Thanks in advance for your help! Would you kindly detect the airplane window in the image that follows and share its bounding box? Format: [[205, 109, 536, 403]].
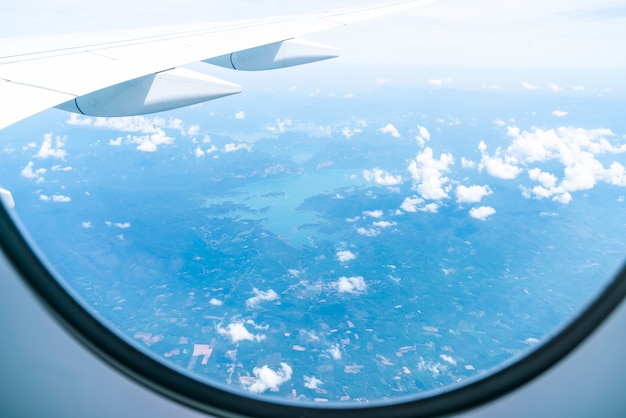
[[2, 1, 626, 417]]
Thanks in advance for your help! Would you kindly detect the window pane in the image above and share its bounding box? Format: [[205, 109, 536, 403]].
[[2, 0, 626, 406]]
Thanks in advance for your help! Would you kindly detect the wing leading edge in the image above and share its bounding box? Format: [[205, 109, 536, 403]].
[[0, 0, 437, 129]]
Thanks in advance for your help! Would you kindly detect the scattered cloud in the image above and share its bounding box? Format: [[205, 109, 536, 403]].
[[327, 344, 342, 360], [478, 140, 522, 180], [416, 125, 431, 147], [209, 298, 222, 306], [363, 209, 383, 218], [456, 185, 493, 204], [503, 126, 626, 202], [51, 165, 72, 171], [372, 220, 396, 228], [235, 111, 246, 120], [224, 143, 252, 153], [399, 196, 425, 212], [461, 157, 475, 169], [376, 77, 390, 85], [195, 145, 218, 157], [333, 276, 367, 294], [246, 288, 279, 309], [65, 114, 204, 151], [40, 194, 71, 202], [552, 110, 568, 117], [341, 127, 362, 139], [336, 250, 356, 263], [217, 322, 265, 343], [243, 363, 292, 394], [186, 124, 200, 137], [408, 147, 455, 200], [356, 227, 379, 237], [265, 118, 292, 133], [304, 376, 323, 390], [380, 123, 400, 138], [35, 133, 67, 159], [363, 168, 402, 186], [440, 354, 457, 366], [21, 161, 46, 182], [131, 132, 174, 152], [81, 221, 92, 228], [469, 206, 496, 221]]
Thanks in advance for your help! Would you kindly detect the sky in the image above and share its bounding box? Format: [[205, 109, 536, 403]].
[[1, 0, 626, 70]]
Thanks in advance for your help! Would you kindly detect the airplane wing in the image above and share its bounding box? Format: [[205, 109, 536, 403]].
[[0, 0, 436, 130]]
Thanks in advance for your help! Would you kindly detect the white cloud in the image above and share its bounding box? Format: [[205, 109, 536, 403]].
[[334, 276, 367, 294], [408, 147, 454, 200], [113, 222, 131, 229], [376, 77, 390, 85], [224, 143, 252, 153], [66, 114, 199, 151], [461, 157, 475, 169], [440, 354, 457, 366], [469, 206, 496, 221], [186, 124, 200, 137], [209, 298, 222, 306], [380, 123, 400, 138], [372, 221, 396, 228], [21, 161, 46, 182], [399, 196, 424, 212], [327, 344, 342, 360], [131, 131, 175, 152], [342, 127, 362, 139], [235, 111, 246, 120], [51, 165, 72, 171], [528, 168, 558, 188], [573, 85, 585, 92], [418, 357, 446, 378], [416, 125, 431, 147], [456, 185, 493, 204], [265, 118, 292, 133], [336, 250, 356, 263], [217, 322, 265, 343], [356, 227, 379, 237], [304, 376, 323, 390], [552, 110, 568, 117], [500, 126, 626, 202], [194, 146, 206, 158], [521, 81, 538, 90], [478, 140, 522, 180], [421, 203, 439, 213], [363, 168, 402, 186], [363, 209, 383, 218], [35, 133, 67, 159], [243, 363, 292, 394], [246, 288, 279, 309], [81, 221, 92, 228], [40, 194, 71, 202]]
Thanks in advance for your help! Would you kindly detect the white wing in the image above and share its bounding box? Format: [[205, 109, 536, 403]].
[[0, 0, 436, 130]]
